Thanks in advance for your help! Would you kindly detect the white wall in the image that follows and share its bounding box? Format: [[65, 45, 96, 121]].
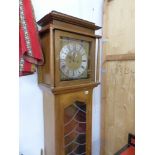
[[19, 73, 44, 155], [19, 0, 103, 155]]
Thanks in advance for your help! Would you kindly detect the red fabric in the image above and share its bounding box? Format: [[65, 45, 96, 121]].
[[120, 146, 135, 155], [19, 0, 44, 76]]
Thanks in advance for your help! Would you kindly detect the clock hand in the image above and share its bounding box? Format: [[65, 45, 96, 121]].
[[73, 52, 76, 62]]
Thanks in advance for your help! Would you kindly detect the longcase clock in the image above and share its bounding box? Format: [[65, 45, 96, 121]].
[[37, 11, 101, 155]]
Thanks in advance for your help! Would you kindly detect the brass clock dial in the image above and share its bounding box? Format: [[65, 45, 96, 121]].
[[60, 38, 89, 80]]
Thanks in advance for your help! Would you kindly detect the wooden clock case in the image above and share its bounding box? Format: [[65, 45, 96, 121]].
[[37, 11, 101, 155]]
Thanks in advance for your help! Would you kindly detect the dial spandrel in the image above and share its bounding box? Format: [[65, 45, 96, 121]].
[[60, 37, 90, 81]]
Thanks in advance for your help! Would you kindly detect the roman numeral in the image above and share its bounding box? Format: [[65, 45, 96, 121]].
[[81, 65, 85, 69], [81, 52, 86, 56], [60, 59, 65, 61], [61, 65, 66, 69], [66, 69, 69, 75]]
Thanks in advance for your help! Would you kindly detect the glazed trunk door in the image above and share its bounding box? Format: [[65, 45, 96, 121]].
[[57, 90, 92, 155]]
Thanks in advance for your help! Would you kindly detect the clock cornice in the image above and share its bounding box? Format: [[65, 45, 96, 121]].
[[37, 11, 101, 30]]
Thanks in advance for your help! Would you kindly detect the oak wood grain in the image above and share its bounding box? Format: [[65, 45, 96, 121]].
[[38, 11, 101, 155]]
